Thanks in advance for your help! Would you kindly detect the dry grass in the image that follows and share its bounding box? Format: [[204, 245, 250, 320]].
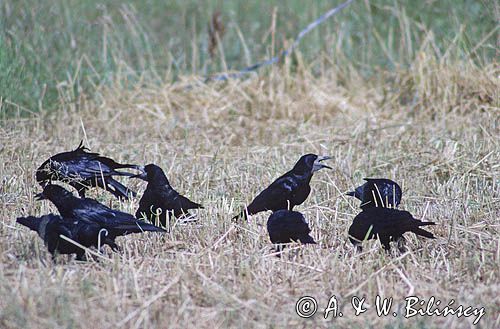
[[0, 52, 499, 328]]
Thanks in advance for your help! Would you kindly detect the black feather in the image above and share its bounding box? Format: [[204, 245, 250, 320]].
[[134, 164, 203, 226], [36, 141, 140, 200], [234, 154, 330, 220], [267, 210, 316, 246], [348, 207, 435, 252]]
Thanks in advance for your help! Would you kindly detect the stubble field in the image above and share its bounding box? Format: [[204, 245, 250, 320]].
[[1, 49, 499, 328]]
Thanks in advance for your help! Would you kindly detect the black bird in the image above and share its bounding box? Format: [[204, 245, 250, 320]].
[[233, 154, 331, 220], [347, 178, 402, 209], [267, 210, 316, 247], [17, 214, 114, 260], [133, 164, 203, 226], [35, 185, 165, 247], [36, 141, 141, 200], [348, 207, 435, 252]]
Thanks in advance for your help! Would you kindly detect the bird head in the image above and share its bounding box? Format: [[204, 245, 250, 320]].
[[292, 154, 332, 175], [363, 178, 402, 208], [346, 184, 364, 201], [35, 160, 52, 184], [132, 164, 170, 185], [35, 184, 74, 202]]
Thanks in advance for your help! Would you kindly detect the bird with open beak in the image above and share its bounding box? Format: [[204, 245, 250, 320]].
[[233, 154, 332, 220]]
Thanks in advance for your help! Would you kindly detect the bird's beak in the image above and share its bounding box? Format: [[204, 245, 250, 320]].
[[131, 166, 147, 180], [34, 192, 46, 201], [313, 156, 332, 171]]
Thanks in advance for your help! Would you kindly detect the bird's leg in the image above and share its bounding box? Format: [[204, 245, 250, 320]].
[[396, 236, 407, 253], [106, 239, 121, 252], [49, 254, 57, 264], [353, 243, 363, 253], [273, 243, 287, 258], [75, 252, 87, 261], [380, 238, 392, 253]]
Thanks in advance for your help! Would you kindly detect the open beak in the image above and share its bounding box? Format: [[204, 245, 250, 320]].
[[313, 155, 332, 171], [130, 166, 147, 180], [134, 165, 145, 171]]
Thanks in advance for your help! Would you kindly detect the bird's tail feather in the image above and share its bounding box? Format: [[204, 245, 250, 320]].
[[114, 221, 166, 234], [299, 235, 317, 244], [417, 221, 436, 227], [185, 199, 204, 210], [412, 226, 435, 239]]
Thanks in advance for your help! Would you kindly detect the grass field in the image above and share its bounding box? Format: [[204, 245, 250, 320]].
[[1, 0, 497, 115], [1, 0, 499, 328]]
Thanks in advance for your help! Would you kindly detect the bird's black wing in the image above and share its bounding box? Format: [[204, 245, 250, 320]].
[[173, 193, 203, 211], [151, 186, 203, 215], [246, 175, 299, 214], [57, 157, 120, 179], [370, 209, 432, 235], [44, 218, 82, 255], [267, 211, 314, 244], [94, 155, 139, 171], [283, 214, 311, 235], [350, 209, 434, 242], [72, 199, 129, 224], [74, 199, 165, 234]]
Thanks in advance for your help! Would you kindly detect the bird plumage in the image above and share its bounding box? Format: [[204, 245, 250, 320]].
[[267, 210, 316, 245], [133, 164, 203, 226], [36, 141, 140, 200], [347, 178, 402, 209], [17, 214, 111, 260], [348, 207, 435, 252], [35, 185, 165, 246], [234, 154, 331, 220]]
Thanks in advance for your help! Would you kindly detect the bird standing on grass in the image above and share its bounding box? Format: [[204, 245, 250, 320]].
[[34, 184, 165, 251], [36, 141, 141, 200], [17, 214, 114, 260], [267, 210, 316, 250], [233, 154, 332, 220], [133, 164, 204, 226], [347, 178, 402, 209], [348, 207, 435, 252]]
